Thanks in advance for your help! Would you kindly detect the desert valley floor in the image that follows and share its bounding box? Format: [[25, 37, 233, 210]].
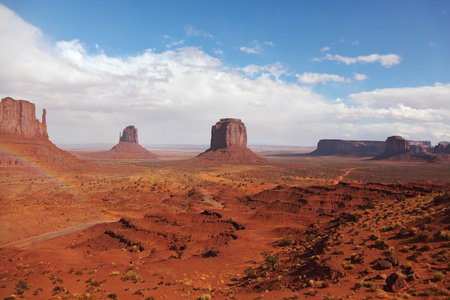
[[0, 147, 449, 300]]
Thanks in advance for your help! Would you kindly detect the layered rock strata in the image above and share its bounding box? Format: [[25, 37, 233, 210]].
[[0, 97, 48, 138], [120, 125, 138, 143], [374, 136, 410, 159], [197, 118, 264, 163], [310, 139, 385, 156]]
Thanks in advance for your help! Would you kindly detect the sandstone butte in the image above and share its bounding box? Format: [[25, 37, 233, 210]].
[[196, 118, 265, 163], [83, 125, 158, 160], [0, 97, 90, 171], [374, 135, 409, 160], [309, 139, 385, 156]]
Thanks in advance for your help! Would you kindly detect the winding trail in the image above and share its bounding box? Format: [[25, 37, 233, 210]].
[[336, 168, 357, 182], [197, 187, 224, 209]]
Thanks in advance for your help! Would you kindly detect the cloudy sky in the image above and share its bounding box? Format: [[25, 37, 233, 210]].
[[0, 1, 449, 146]]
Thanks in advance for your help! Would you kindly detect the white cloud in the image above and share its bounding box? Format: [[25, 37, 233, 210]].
[[314, 53, 401, 67], [240, 46, 259, 54], [320, 46, 331, 52], [239, 40, 274, 55], [241, 62, 287, 80], [296, 72, 351, 85], [353, 72, 368, 81], [184, 25, 213, 38], [0, 4, 449, 146]]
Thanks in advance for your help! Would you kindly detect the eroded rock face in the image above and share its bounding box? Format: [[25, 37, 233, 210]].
[[0, 97, 48, 138], [120, 125, 138, 143], [310, 139, 385, 156], [373, 136, 410, 160], [434, 141, 450, 154], [210, 118, 247, 150], [197, 118, 265, 163], [385, 136, 408, 154]]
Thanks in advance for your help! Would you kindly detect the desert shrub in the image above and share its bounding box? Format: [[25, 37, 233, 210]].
[[107, 294, 118, 300], [374, 239, 388, 249], [122, 270, 142, 283], [333, 249, 345, 255], [306, 234, 315, 242], [398, 194, 406, 202], [245, 267, 257, 279], [200, 294, 211, 300], [433, 272, 445, 281], [15, 280, 32, 294], [280, 235, 294, 247], [202, 247, 219, 258], [417, 231, 430, 241], [437, 230, 449, 240], [263, 253, 278, 271]]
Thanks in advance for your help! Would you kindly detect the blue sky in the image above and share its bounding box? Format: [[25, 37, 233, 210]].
[[0, 1, 449, 146]]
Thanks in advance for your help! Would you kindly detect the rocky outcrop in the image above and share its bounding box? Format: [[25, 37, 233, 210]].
[[385, 136, 408, 154], [0, 97, 48, 138], [408, 140, 433, 154], [374, 136, 409, 159], [120, 125, 138, 143], [434, 142, 450, 154], [0, 97, 93, 171], [78, 125, 157, 160], [309, 139, 385, 156], [210, 118, 247, 150], [197, 118, 265, 163]]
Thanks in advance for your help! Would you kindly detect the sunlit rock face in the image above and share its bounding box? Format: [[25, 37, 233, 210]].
[[209, 118, 247, 151], [197, 118, 265, 163], [119, 125, 138, 143], [373, 135, 409, 159], [0, 97, 48, 138]]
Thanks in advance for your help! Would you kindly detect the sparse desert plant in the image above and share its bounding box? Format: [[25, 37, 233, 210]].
[[107, 293, 118, 300], [437, 230, 449, 240], [202, 246, 219, 258], [122, 270, 142, 283], [417, 231, 430, 241], [15, 280, 32, 294], [245, 267, 257, 279], [280, 235, 294, 247], [433, 271, 445, 281], [263, 253, 278, 271], [200, 294, 212, 300]]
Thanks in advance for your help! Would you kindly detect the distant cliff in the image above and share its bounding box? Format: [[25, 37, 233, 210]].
[[309, 139, 385, 156], [0, 97, 48, 138]]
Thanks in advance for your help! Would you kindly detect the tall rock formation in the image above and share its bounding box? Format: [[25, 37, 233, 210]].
[[197, 118, 265, 163], [310, 139, 385, 156], [79, 125, 158, 160], [119, 125, 138, 143], [374, 136, 409, 159], [210, 118, 247, 150], [0, 97, 91, 171], [0, 97, 48, 138]]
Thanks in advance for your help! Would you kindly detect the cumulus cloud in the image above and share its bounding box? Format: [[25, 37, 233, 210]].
[[314, 53, 401, 67], [0, 4, 449, 145], [240, 46, 260, 54], [353, 72, 368, 81], [296, 72, 351, 85]]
